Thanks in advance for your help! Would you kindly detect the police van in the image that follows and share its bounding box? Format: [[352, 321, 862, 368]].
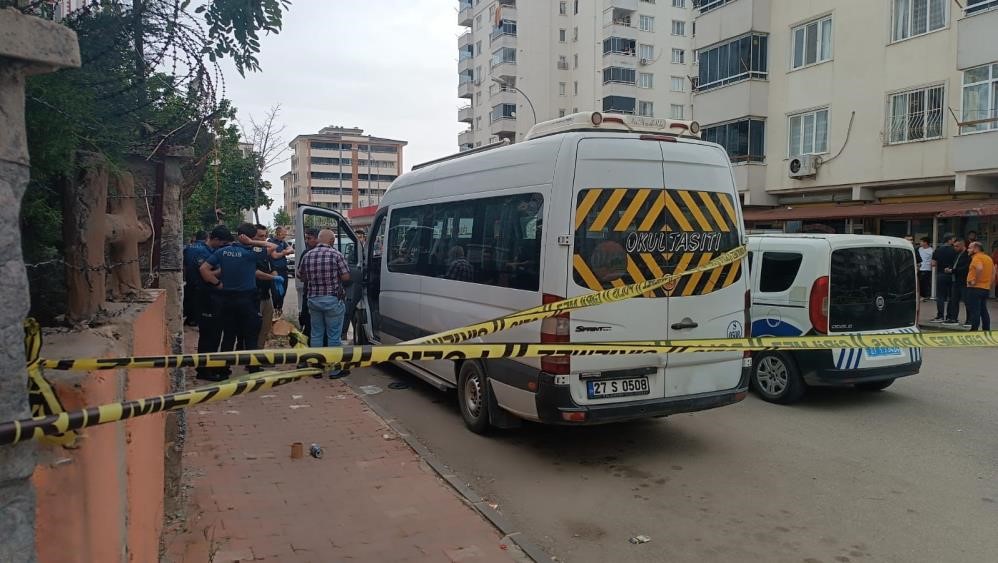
[[746, 234, 921, 404], [297, 112, 752, 433]]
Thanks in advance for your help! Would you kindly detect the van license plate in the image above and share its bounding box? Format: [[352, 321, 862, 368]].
[[864, 347, 902, 358], [587, 377, 650, 399]]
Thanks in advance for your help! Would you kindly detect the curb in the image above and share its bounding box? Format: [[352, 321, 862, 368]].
[[347, 380, 551, 563]]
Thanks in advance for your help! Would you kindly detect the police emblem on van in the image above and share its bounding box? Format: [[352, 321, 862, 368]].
[[727, 320, 743, 339]]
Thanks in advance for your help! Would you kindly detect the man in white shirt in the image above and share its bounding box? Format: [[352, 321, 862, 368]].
[[918, 237, 933, 302]]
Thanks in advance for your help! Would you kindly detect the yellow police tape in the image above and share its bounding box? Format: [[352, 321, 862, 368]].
[[7, 243, 995, 447]]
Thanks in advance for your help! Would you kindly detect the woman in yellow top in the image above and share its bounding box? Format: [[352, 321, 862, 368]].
[[965, 241, 994, 331]]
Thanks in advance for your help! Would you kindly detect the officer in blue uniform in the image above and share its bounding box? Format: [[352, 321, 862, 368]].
[[199, 223, 278, 380], [183, 231, 208, 325], [192, 225, 234, 380]]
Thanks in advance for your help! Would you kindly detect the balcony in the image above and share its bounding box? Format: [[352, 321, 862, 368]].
[[458, 128, 475, 146], [492, 61, 516, 80], [490, 88, 517, 105], [458, 79, 474, 99], [458, 56, 474, 73], [458, 2, 472, 26], [694, 0, 771, 49], [458, 105, 473, 123], [605, 0, 638, 11], [693, 80, 769, 123], [497, 0, 516, 19], [602, 81, 637, 98], [604, 21, 638, 40], [490, 117, 517, 135], [458, 30, 472, 48], [957, 5, 998, 70]]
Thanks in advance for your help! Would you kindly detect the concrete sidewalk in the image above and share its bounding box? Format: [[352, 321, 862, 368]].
[[163, 352, 522, 561]]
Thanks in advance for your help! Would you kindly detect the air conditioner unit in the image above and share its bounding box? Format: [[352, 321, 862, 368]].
[[788, 155, 819, 178], [639, 58, 650, 66]]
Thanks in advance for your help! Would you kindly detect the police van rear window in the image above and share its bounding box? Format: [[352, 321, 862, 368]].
[[572, 187, 741, 297], [829, 247, 916, 332]]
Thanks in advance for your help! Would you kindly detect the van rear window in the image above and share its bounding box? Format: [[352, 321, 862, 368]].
[[829, 247, 916, 332]]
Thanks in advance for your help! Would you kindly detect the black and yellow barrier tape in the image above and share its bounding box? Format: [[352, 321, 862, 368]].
[[0, 368, 320, 447]]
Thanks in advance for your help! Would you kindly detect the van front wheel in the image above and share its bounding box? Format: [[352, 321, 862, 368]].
[[458, 361, 492, 434], [751, 352, 805, 404]]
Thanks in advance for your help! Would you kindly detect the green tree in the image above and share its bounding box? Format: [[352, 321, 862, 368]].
[[273, 206, 292, 227]]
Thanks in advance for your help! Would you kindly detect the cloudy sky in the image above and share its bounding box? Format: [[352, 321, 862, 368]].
[[219, 0, 463, 223]]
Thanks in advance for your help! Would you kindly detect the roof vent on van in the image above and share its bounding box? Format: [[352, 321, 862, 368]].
[[523, 112, 702, 141]]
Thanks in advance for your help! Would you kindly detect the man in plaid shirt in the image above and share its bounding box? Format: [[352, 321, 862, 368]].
[[297, 229, 352, 378]]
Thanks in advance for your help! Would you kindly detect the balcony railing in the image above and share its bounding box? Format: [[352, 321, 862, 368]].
[[966, 0, 998, 15], [959, 108, 998, 134], [695, 70, 768, 93], [695, 0, 737, 14]]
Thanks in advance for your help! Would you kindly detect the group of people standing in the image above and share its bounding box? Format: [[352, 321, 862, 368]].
[[182, 223, 354, 381], [925, 232, 996, 331], [182, 223, 292, 381]]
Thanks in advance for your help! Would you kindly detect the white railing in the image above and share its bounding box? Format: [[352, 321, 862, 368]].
[[966, 0, 998, 15]]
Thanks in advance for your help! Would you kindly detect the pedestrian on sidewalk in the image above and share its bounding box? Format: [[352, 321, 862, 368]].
[[945, 239, 970, 325], [193, 226, 234, 381], [268, 226, 293, 317], [183, 231, 208, 326], [297, 228, 351, 378], [965, 241, 993, 331], [297, 227, 320, 341], [930, 234, 956, 323], [200, 223, 278, 380], [917, 237, 933, 301]]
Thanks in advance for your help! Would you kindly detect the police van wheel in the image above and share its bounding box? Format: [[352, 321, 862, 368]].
[[855, 379, 894, 391], [751, 352, 805, 404], [458, 361, 492, 434]]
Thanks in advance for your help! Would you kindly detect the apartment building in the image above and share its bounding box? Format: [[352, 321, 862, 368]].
[[282, 126, 407, 214], [692, 0, 998, 245], [457, 0, 697, 150]]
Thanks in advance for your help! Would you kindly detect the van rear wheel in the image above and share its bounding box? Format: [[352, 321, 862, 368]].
[[751, 352, 806, 404], [855, 379, 894, 391], [458, 361, 492, 434]]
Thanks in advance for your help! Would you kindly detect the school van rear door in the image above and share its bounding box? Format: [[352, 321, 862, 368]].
[[568, 137, 745, 407]]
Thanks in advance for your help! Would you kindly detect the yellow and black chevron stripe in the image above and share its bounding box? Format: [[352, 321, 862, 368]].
[[573, 187, 742, 297]]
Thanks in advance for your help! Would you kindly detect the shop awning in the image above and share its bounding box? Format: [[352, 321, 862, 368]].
[[743, 199, 982, 222], [936, 203, 998, 217]]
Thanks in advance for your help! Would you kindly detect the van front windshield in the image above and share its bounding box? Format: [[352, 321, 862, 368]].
[[829, 247, 916, 332]]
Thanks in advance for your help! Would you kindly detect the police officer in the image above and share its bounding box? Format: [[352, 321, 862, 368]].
[[200, 223, 278, 379], [193, 225, 234, 381], [183, 231, 208, 325]]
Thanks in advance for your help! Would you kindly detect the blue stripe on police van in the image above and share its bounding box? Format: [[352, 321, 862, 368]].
[[853, 348, 863, 370], [835, 349, 846, 369]]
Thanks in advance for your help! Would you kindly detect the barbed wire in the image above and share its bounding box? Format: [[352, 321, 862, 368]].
[[25, 257, 143, 273]]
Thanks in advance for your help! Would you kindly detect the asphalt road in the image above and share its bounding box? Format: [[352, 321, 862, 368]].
[[285, 285, 998, 562]]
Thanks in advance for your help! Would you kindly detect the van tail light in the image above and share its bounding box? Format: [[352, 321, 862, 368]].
[[541, 293, 570, 375], [809, 276, 830, 334]]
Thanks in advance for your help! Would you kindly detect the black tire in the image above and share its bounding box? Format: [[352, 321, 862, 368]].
[[353, 309, 369, 345], [457, 361, 492, 434], [855, 379, 895, 391], [751, 352, 806, 404]]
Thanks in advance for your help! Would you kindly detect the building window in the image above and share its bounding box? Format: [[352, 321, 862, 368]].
[[604, 37, 637, 55], [639, 44, 654, 60], [475, 14, 482, 29], [603, 96, 636, 114], [603, 66, 637, 84], [672, 48, 685, 64], [966, 0, 998, 15], [640, 15, 655, 31], [791, 16, 832, 69], [697, 0, 735, 12], [574, 0, 579, 14], [491, 47, 516, 66], [639, 72, 654, 88], [491, 19, 517, 40], [638, 101, 654, 117], [559, 28, 567, 42], [573, 26, 579, 41], [788, 108, 830, 157], [491, 103, 517, 121], [670, 104, 685, 119], [888, 85, 944, 143], [559, 82, 567, 95], [672, 0, 685, 6], [670, 75, 684, 91], [702, 118, 766, 162], [559, 108, 567, 117], [574, 54, 579, 68], [961, 63, 998, 133], [671, 20, 685, 35], [696, 34, 768, 92], [574, 81, 579, 95], [642, 0, 656, 3], [892, 0, 947, 42], [558, 55, 569, 69], [559, 1, 567, 14]]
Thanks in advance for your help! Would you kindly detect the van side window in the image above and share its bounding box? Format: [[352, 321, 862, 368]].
[[387, 193, 544, 291], [759, 252, 803, 293]]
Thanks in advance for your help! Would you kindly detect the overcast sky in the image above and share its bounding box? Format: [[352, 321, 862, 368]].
[[219, 0, 462, 224]]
